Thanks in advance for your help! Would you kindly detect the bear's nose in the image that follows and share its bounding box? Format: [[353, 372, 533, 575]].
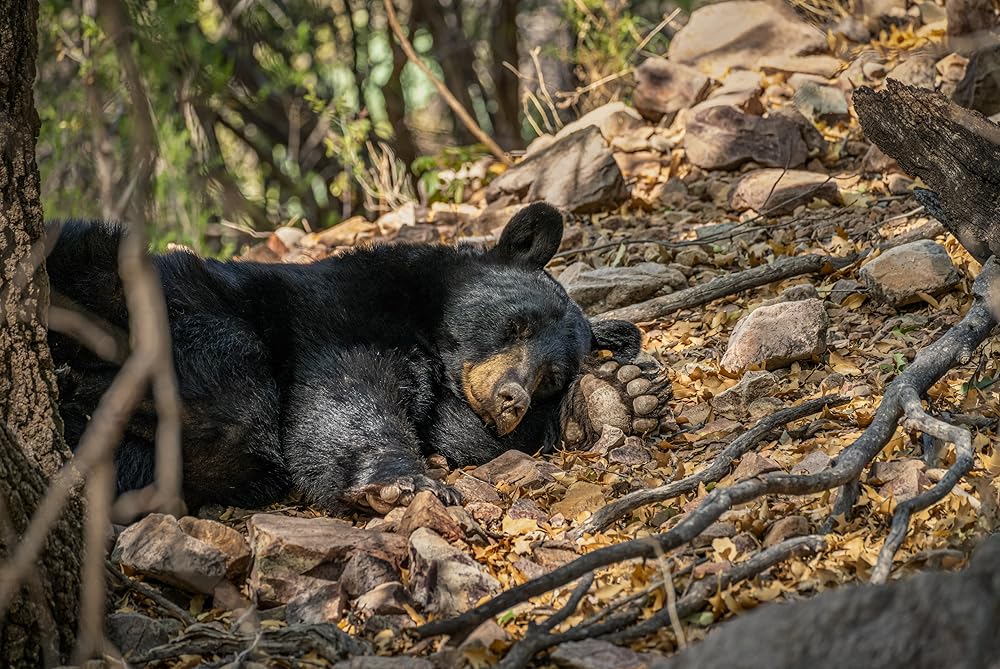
[[495, 382, 530, 432]]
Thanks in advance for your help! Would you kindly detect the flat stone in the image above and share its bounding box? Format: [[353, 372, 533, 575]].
[[859, 240, 960, 307], [355, 581, 410, 616], [685, 106, 807, 170], [465, 501, 504, 524], [722, 298, 828, 371], [106, 612, 181, 659], [760, 54, 845, 78], [112, 514, 227, 594], [340, 552, 401, 599], [286, 581, 343, 625], [763, 515, 811, 547], [560, 263, 687, 315], [471, 450, 556, 488], [529, 102, 646, 153], [550, 638, 657, 669], [692, 521, 737, 548], [408, 528, 500, 616], [609, 438, 652, 466], [633, 57, 713, 123], [247, 514, 407, 606], [828, 278, 865, 305], [177, 517, 251, 582], [551, 482, 606, 520], [710, 370, 779, 418], [732, 452, 783, 480], [729, 169, 840, 215], [870, 459, 927, 501], [793, 82, 851, 124], [791, 450, 832, 475], [668, 1, 827, 78], [888, 53, 937, 89], [396, 490, 465, 542], [453, 475, 501, 505], [485, 126, 628, 213], [507, 498, 549, 524]]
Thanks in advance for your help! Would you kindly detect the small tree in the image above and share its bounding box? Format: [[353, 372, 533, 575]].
[[0, 0, 85, 665]]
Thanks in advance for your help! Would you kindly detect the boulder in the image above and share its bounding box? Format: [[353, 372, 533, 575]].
[[859, 240, 960, 307], [485, 126, 628, 213], [729, 169, 841, 215], [721, 298, 829, 371], [685, 106, 808, 170], [408, 528, 500, 615], [633, 57, 713, 123]]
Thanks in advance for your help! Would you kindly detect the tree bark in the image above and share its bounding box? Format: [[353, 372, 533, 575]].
[[0, 0, 85, 665]]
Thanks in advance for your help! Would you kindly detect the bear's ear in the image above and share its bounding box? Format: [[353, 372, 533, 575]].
[[590, 319, 641, 362], [488, 202, 563, 269]]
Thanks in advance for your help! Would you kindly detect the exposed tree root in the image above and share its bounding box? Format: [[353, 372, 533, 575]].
[[416, 257, 1000, 653]]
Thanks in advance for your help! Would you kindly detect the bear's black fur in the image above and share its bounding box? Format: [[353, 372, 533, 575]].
[[46, 203, 641, 511]]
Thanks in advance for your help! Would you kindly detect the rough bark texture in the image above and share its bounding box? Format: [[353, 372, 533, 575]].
[[0, 0, 85, 665], [853, 80, 1000, 262]]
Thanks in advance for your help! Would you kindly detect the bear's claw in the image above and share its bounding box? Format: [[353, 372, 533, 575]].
[[354, 475, 463, 514]]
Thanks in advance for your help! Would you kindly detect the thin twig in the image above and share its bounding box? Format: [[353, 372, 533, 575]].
[[383, 0, 511, 166]]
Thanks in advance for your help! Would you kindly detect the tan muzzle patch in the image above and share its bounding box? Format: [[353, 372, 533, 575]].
[[462, 346, 534, 435]]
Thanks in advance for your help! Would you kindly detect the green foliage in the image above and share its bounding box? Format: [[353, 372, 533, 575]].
[[412, 145, 490, 204]]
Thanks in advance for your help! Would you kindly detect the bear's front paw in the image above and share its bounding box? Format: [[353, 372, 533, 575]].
[[562, 354, 675, 448], [355, 475, 463, 514]]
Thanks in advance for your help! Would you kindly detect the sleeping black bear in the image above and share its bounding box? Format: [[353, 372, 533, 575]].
[[46, 203, 643, 512]]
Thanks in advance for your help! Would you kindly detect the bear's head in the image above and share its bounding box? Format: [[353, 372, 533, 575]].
[[442, 202, 641, 436]]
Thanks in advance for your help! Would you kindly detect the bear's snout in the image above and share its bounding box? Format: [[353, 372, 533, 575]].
[[494, 382, 530, 436]]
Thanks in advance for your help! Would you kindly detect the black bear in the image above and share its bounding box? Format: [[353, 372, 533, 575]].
[[46, 203, 642, 512]]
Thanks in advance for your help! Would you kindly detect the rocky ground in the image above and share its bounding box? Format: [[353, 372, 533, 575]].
[[113, 2, 1000, 667]]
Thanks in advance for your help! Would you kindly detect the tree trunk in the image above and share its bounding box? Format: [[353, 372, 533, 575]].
[[0, 0, 85, 665]]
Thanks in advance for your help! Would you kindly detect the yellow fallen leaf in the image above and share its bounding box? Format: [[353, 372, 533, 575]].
[[829, 351, 862, 376]]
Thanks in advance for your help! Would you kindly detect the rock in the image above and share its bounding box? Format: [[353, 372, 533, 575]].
[[286, 581, 344, 625], [710, 370, 779, 418], [721, 298, 829, 371], [609, 437, 652, 466], [355, 581, 410, 616], [453, 476, 501, 504], [247, 514, 407, 606], [589, 424, 626, 454], [465, 501, 504, 524], [112, 514, 228, 594], [692, 521, 738, 548], [870, 459, 926, 501], [302, 216, 378, 248], [792, 451, 832, 475], [793, 82, 851, 124], [887, 54, 937, 89], [760, 55, 844, 78], [471, 450, 556, 488], [731, 453, 783, 480], [551, 638, 657, 669], [340, 552, 401, 598], [507, 498, 549, 524], [532, 102, 645, 151], [763, 283, 821, 306], [335, 659, 434, 669], [763, 516, 811, 547], [177, 517, 252, 581], [560, 263, 687, 315], [396, 490, 465, 542], [106, 612, 181, 659], [632, 57, 713, 123], [768, 106, 827, 155], [828, 278, 865, 305], [859, 240, 960, 307], [668, 1, 827, 78], [729, 169, 840, 215], [408, 528, 500, 615], [886, 172, 915, 195], [551, 481, 605, 520], [685, 106, 807, 170], [485, 126, 628, 213]]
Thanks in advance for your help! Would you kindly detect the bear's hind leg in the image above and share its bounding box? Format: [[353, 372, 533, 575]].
[[283, 347, 458, 512]]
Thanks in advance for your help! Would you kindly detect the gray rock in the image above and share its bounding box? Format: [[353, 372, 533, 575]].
[[859, 240, 960, 307], [286, 581, 343, 625], [633, 57, 713, 124], [560, 263, 686, 315], [710, 370, 779, 418], [106, 612, 181, 658], [485, 126, 628, 213], [887, 54, 937, 89], [685, 106, 808, 170], [112, 514, 228, 594], [408, 528, 501, 616], [729, 169, 840, 215], [721, 298, 829, 371], [668, 1, 826, 79], [551, 638, 661, 669], [793, 82, 851, 124]]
